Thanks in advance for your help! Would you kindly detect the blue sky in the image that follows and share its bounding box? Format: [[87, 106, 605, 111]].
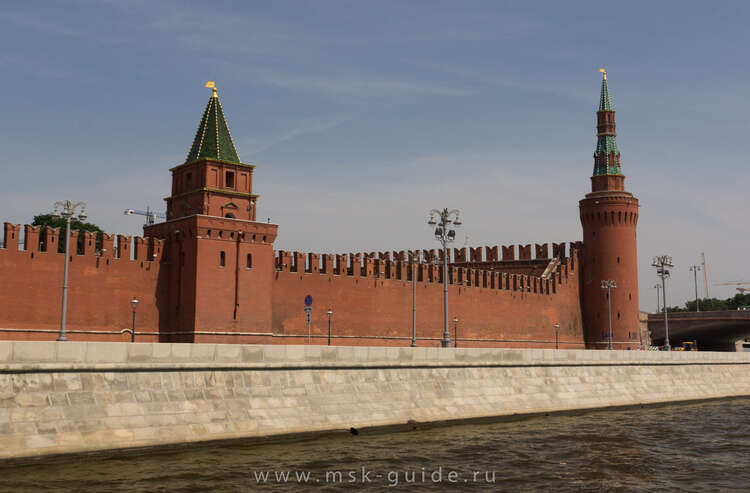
[[1, 0, 748, 311]]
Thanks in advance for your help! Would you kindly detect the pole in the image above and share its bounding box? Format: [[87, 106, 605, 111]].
[[327, 314, 331, 346], [411, 261, 417, 347], [428, 208, 460, 348], [58, 216, 72, 341], [692, 266, 700, 312], [304, 307, 311, 344], [454, 318, 458, 348], [607, 286, 613, 350], [655, 284, 661, 313], [555, 325, 559, 349], [131, 309, 136, 343], [442, 243, 451, 347], [662, 275, 670, 350]]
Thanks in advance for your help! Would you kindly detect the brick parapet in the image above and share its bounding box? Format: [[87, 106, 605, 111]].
[[272, 245, 580, 296]]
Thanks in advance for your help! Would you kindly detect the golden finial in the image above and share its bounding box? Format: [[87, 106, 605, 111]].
[[205, 81, 217, 98], [599, 68, 607, 80]]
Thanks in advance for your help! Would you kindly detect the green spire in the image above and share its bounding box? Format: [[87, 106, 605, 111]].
[[593, 69, 621, 176], [599, 69, 612, 111], [593, 135, 620, 175], [185, 88, 241, 164]]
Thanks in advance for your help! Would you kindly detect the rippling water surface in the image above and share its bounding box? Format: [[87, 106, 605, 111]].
[[2, 398, 749, 492]]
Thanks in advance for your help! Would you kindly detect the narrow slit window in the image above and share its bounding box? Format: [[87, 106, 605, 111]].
[[246, 253, 252, 269], [219, 251, 226, 267]]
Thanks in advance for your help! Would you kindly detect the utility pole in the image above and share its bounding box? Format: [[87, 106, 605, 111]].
[[654, 283, 661, 313], [652, 256, 673, 350], [689, 265, 701, 312], [701, 252, 709, 298]]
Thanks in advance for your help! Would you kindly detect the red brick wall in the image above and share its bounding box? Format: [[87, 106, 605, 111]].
[[1, 221, 585, 348], [0, 223, 162, 342], [268, 252, 584, 348]]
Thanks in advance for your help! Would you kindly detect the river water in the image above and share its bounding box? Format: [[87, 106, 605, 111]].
[[2, 398, 749, 492]]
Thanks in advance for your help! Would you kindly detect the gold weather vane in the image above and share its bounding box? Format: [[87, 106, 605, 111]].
[[599, 68, 607, 80], [205, 81, 217, 98]]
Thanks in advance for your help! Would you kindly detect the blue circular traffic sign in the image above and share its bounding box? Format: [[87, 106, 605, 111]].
[[304, 295, 313, 306]]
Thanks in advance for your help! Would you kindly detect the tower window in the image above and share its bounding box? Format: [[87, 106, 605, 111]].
[[226, 171, 235, 188], [219, 251, 226, 267], [225, 213, 235, 219], [246, 253, 252, 269], [617, 257, 620, 263]]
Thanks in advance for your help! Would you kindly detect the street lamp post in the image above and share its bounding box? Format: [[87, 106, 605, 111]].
[[654, 283, 661, 313], [130, 297, 139, 343], [553, 323, 560, 349], [601, 280, 617, 350], [652, 256, 673, 350], [689, 265, 701, 312], [453, 317, 458, 348], [411, 254, 417, 347], [52, 200, 87, 342], [327, 309, 333, 346], [427, 208, 461, 348]]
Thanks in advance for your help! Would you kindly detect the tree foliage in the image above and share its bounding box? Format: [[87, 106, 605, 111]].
[[32, 214, 103, 254], [664, 293, 750, 313]]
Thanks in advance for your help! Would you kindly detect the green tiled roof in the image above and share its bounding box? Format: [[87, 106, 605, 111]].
[[593, 135, 621, 175], [593, 72, 621, 176], [599, 76, 613, 111], [185, 92, 240, 164]]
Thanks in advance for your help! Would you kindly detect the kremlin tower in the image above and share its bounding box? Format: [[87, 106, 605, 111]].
[[579, 70, 641, 349]]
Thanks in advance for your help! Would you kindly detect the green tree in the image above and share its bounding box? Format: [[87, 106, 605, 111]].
[[674, 293, 750, 313], [32, 214, 103, 254], [685, 298, 727, 312]]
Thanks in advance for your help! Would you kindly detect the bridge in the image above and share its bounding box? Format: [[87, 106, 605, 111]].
[[647, 311, 750, 351]]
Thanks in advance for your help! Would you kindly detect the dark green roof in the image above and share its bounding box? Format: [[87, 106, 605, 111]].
[[599, 75, 613, 111], [593, 72, 621, 176], [593, 135, 621, 175], [185, 93, 241, 164]]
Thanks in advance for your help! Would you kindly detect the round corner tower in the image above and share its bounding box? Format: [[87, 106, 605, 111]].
[[579, 70, 640, 349]]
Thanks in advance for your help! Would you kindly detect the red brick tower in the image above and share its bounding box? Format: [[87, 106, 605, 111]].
[[579, 70, 640, 349], [145, 84, 278, 341]]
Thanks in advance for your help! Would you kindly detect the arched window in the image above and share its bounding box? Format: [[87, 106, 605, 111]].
[[219, 251, 225, 267], [225, 213, 235, 219], [246, 253, 252, 269]]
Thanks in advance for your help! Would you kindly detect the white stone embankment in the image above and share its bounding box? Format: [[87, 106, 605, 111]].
[[1, 341, 750, 460]]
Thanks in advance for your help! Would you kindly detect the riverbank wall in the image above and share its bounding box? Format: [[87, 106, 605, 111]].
[[2, 341, 750, 460]]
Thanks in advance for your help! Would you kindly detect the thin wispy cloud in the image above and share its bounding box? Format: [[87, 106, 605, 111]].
[[0, 54, 74, 80], [242, 117, 350, 156], [1, 1, 749, 310]]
